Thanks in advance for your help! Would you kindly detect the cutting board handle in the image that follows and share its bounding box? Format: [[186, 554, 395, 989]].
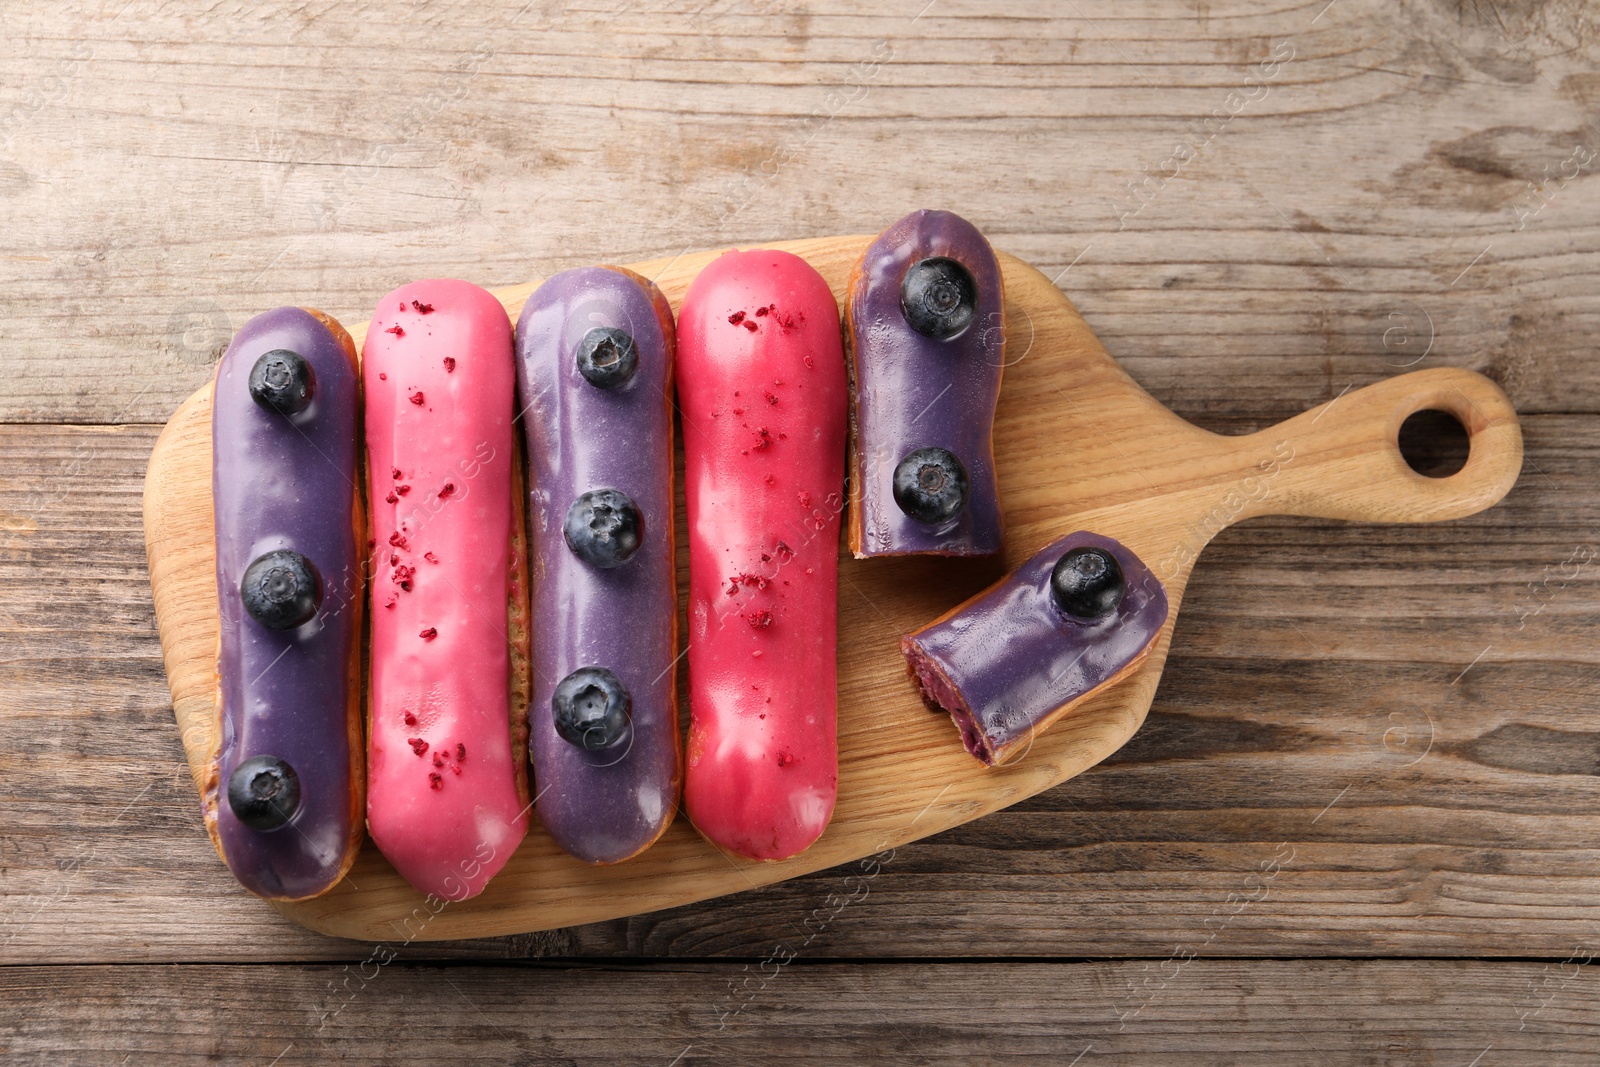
[[1238, 367, 1523, 525]]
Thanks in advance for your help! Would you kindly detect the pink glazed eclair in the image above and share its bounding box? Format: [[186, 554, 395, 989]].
[[363, 280, 531, 900], [678, 250, 848, 861]]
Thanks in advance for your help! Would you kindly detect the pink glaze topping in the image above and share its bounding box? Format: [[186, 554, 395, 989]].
[[677, 249, 848, 861], [363, 280, 528, 899]]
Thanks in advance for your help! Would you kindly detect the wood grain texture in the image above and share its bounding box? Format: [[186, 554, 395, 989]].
[[4, 960, 1600, 1065], [3, 0, 1598, 1055], [4, 0, 1597, 428], [145, 235, 1521, 939]]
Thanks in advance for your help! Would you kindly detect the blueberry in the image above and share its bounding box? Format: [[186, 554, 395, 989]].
[[552, 667, 631, 751], [900, 257, 977, 339], [575, 326, 638, 389], [892, 447, 969, 525], [563, 488, 642, 569], [241, 549, 321, 630], [1050, 547, 1125, 620], [248, 349, 315, 416], [227, 755, 301, 831]]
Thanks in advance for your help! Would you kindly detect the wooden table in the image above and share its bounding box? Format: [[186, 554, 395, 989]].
[[3, 1, 1596, 1061]]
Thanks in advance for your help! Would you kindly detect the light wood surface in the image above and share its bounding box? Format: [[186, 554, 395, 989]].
[[7, 0, 1600, 1058], [145, 236, 1522, 939]]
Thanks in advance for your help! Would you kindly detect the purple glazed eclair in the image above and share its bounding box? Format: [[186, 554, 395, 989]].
[[210, 306, 364, 900], [902, 531, 1168, 767], [514, 266, 680, 864], [846, 209, 1005, 557]]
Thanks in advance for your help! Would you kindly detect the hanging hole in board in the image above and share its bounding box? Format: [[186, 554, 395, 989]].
[[1398, 408, 1470, 478]]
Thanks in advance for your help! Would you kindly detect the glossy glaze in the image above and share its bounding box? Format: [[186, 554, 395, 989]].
[[902, 531, 1168, 766], [515, 266, 679, 865], [212, 306, 363, 900], [847, 209, 1004, 557], [364, 280, 529, 900], [678, 249, 847, 861]]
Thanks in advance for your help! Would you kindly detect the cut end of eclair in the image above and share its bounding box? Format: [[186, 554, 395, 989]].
[[900, 636, 996, 766]]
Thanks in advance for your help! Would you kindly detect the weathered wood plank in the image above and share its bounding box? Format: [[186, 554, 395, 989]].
[[2, 0, 1597, 423], [2, 960, 1598, 1064], [1, 416, 1595, 960]]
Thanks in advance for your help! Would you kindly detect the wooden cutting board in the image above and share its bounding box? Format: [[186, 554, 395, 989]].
[[143, 235, 1523, 941]]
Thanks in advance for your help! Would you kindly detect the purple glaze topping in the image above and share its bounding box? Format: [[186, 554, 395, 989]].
[[849, 209, 1004, 557], [213, 306, 361, 898], [515, 267, 679, 864], [902, 531, 1168, 766]]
